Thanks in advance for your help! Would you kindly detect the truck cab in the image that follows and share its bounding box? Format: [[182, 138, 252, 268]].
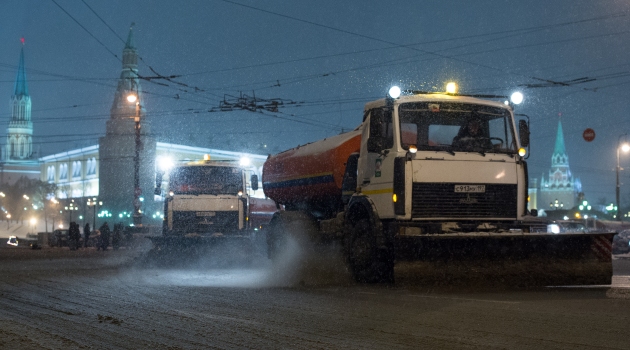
[[163, 158, 261, 238], [354, 92, 533, 234]]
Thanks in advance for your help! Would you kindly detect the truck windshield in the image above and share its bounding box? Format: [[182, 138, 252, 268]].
[[398, 102, 516, 154], [169, 166, 243, 195]]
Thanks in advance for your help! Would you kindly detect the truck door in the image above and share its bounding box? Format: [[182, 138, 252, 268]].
[[358, 107, 396, 218]]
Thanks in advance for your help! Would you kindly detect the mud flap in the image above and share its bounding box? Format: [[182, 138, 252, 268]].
[[394, 233, 614, 287]]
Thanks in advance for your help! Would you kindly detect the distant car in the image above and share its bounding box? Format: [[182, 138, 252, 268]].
[[52, 229, 69, 247], [6, 235, 18, 246], [613, 230, 630, 255]]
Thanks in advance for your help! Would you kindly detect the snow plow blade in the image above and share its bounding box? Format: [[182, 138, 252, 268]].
[[394, 231, 615, 287], [148, 235, 253, 248]]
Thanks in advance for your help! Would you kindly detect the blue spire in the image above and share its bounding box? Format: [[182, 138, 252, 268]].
[[125, 24, 136, 50], [13, 46, 28, 97], [553, 120, 566, 155]]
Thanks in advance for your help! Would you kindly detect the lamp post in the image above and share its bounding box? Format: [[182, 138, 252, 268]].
[[87, 198, 101, 229], [65, 202, 79, 223], [616, 134, 630, 221], [127, 92, 143, 226]]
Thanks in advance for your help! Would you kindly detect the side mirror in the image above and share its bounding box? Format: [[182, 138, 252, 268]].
[[519, 120, 530, 147], [251, 174, 259, 191], [530, 209, 538, 217], [154, 171, 163, 195]]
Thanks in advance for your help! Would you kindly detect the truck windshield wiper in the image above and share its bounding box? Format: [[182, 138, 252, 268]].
[[432, 144, 455, 156]]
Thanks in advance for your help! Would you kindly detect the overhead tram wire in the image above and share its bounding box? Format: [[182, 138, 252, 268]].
[[216, 0, 630, 90], [185, 23, 630, 97], [48, 1, 630, 119], [51, 0, 630, 108], [50, 0, 121, 62]]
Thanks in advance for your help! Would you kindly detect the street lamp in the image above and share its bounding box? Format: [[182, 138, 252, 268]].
[[29, 218, 36, 234], [87, 198, 102, 229], [66, 202, 79, 223], [127, 91, 143, 226], [616, 134, 630, 221]]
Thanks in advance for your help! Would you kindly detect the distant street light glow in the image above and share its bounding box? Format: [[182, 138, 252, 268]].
[[126, 94, 137, 103], [157, 155, 174, 171]]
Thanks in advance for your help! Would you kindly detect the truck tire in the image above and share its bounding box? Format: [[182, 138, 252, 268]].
[[267, 214, 285, 260], [347, 218, 394, 283]]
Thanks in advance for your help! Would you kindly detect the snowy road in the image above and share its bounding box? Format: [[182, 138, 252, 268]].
[[1, 240, 629, 349]]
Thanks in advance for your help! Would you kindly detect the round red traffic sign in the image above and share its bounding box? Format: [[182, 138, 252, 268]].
[[583, 128, 595, 142]]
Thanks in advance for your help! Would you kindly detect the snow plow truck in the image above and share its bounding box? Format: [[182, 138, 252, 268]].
[[262, 85, 615, 286], [151, 155, 276, 251]]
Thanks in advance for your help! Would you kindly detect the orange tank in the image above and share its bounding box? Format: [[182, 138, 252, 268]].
[[263, 129, 361, 207]]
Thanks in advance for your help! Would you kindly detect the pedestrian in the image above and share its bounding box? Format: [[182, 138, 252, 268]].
[[112, 223, 122, 250], [99, 222, 111, 251], [84, 223, 91, 248]]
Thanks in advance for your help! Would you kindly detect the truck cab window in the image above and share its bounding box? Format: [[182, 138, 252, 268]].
[[398, 102, 515, 154], [367, 108, 393, 152]]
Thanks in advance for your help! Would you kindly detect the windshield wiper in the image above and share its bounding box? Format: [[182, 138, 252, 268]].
[[432, 144, 455, 156]]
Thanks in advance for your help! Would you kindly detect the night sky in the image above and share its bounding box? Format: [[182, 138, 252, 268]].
[[2, 0, 630, 204]]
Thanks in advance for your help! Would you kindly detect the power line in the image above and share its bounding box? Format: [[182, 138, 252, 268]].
[[49, 0, 120, 62]]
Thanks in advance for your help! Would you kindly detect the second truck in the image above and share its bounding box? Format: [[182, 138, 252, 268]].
[[152, 155, 276, 251], [262, 85, 615, 286]]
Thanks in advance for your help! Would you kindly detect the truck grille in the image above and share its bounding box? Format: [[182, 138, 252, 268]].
[[172, 211, 239, 234], [411, 183, 517, 218]]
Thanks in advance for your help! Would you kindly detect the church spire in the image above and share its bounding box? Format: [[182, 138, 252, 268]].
[[551, 120, 568, 167], [6, 39, 33, 161], [14, 39, 28, 97], [553, 120, 566, 156]]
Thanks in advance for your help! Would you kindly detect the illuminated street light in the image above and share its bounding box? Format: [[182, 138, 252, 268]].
[[87, 199, 102, 229], [127, 90, 143, 226], [157, 155, 174, 171], [616, 134, 629, 222]]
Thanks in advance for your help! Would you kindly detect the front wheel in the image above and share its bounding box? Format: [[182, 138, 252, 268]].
[[347, 218, 394, 283]]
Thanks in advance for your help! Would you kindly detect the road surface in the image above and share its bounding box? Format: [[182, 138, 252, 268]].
[[1, 239, 629, 349]]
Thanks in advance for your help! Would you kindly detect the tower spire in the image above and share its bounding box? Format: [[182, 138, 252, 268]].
[[6, 41, 33, 160], [14, 40, 28, 97], [553, 120, 567, 157], [110, 24, 143, 122]]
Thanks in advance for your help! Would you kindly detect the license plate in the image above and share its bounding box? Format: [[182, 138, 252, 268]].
[[454, 185, 485, 193], [196, 211, 216, 217]]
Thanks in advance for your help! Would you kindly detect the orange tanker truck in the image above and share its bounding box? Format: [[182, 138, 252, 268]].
[[262, 85, 615, 285]]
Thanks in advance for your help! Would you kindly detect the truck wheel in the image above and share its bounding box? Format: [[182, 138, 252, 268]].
[[267, 214, 286, 260], [347, 218, 394, 283]]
